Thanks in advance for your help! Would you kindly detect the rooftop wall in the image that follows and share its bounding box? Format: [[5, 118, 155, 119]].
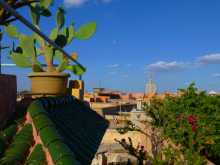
[[0, 74, 16, 128]]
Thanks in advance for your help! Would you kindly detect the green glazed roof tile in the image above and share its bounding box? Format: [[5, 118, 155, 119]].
[[35, 96, 108, 164], [26, 144, 47, 165], [0, 96, 108, 165]]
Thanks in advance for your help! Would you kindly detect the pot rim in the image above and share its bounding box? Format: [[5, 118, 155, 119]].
[[28, 72, 70, 78]]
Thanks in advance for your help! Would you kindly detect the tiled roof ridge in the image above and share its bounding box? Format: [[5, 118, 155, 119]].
[[0, 123, 33, 165], [26, 144, 47, 165], [0, 96, 109, 165], [25, 112, 53, 165], [0, 124, 18, 158], [37, 96, 75, 110], [27, 96, 109, 165], [37, 96, 106, 122], [28, 98, 77, 165]]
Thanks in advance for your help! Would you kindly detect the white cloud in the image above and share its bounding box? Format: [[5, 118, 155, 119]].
[[112, 40, 117, 45], [106, 64, 119, 68], [122, 74, 129, 78], [147, 61, 187, 72], [64, 0, 113, 7], [108, 71, 117, 75], [198, 53, 220, 64], [64, 0, 88, 7], [144, 53, 220, 73], [212, 73, 220, 77]]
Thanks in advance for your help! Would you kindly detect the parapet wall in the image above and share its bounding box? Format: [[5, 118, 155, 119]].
[[0, 74, 17, 128], [101, 129, 152, 153]]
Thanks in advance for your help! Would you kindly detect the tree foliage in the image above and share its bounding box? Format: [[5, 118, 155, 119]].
[[144, 83, 220, 164]]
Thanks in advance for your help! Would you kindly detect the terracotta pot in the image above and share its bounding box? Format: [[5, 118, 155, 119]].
[[28, 72, 70, 96]]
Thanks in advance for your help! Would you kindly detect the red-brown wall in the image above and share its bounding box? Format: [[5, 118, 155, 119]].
[[0, 74, 16, 127]]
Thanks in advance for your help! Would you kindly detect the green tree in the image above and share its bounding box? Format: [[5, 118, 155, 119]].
[[144, 83, 220, 164]]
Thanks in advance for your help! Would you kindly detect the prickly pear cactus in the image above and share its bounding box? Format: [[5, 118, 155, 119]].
[[4, 1, 96, 76]]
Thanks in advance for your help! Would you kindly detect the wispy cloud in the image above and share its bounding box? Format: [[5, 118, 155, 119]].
[[112, 40, 118, 45], [64, 0, 88, 7], [106, 64, 119, 68], [108, 71, 117, 75], [122, 74, 129, 78], [102, 0, 112, 3], [64, 0, 113, 7], [146, 61, 188, 72], [198, 53, 220, 64], [212, 73, 220, 78], [144, 52, 220, 74]]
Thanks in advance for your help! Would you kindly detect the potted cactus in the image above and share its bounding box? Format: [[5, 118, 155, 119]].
[[4, 3, 96, 95], [0, 0, 52, 127]]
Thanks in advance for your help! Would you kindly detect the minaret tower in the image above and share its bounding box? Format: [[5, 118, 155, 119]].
[[145, 74, 157, 95]]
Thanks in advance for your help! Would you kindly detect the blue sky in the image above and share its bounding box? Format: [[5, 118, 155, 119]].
[[2, 0, 220, 92]]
